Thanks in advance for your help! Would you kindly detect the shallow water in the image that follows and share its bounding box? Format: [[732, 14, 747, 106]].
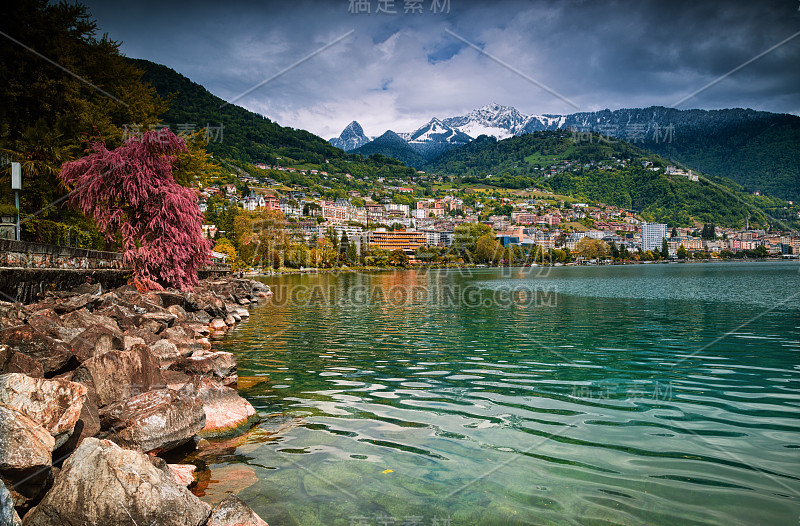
[[188, 261, 800, 525]]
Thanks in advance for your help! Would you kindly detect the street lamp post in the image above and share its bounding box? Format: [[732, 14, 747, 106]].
[[11, 162, 21, 241]]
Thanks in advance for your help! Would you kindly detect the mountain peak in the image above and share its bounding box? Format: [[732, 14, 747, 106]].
[[330, 120, 370, 151]]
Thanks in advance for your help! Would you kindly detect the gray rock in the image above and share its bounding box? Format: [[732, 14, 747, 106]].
[[0, 479, 22, 526], [207, 495, 268, 526], [22, 438, 211, 526]]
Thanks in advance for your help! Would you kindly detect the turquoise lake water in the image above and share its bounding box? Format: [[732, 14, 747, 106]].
[[187, 261, 800, 525]]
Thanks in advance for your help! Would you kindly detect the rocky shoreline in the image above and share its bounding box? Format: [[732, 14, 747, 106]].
[[0, 277, 272, 525]]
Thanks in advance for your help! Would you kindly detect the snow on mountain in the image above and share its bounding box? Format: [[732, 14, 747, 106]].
[[329, 121, 371, 151], [408, 117, 473, 145], [443, 103, 531, 139]]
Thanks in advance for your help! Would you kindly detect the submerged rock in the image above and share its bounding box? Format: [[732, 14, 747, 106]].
[[167, 464, 196, 488], [207, 495, 268, 526], [23, 438, 211, 526]]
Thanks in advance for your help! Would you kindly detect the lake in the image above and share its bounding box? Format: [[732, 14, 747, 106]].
[[183, 261, 800, 525]]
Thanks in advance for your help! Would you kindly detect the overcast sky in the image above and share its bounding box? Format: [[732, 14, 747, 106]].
[[83, 0, 800, 139]]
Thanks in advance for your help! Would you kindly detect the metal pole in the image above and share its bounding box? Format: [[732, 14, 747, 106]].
[[14, 190, 20, 241]]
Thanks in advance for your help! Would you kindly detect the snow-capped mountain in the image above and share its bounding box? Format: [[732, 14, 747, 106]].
[[443, 103, 532, 139], [329, 121, 371, 151], [408, 118, 472, 147]]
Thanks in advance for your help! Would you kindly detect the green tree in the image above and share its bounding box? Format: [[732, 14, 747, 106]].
[[677, 244, 688, 259], [661, 238, 670, 259]]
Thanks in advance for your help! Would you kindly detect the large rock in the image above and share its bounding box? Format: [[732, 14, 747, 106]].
[[60, 309, 119, 334], [0, 327, 77, 378], [51, 294, 97, 314], [170, 351, 237, 387], [180, 377, 257, 438], [156, 290, 188, 308], [0, 346, 43, 378], [207, 495, 268, 526], [71, 345, 164, 411], [167, 464, 196, 488], [102, 389, 205, 452], [0, 374, 87, 449], [0, 405, 54, 475], [0, 479, 22, 526], [67, 324, 124, 362], [25, 313, 80, 343], [22, 438, 211, 526], [149, 340, 183, 367]]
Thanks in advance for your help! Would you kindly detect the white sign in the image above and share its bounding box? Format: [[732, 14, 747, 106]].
[[11, 162, 21, 190]]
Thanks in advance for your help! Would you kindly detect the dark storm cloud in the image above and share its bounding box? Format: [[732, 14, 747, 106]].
[[81, 0, 800, 137]]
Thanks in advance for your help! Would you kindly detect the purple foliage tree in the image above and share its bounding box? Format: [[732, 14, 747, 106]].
[[59, 130, 211, 291]]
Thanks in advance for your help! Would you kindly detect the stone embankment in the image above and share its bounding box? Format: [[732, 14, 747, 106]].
[[0, 277, 272, 525]]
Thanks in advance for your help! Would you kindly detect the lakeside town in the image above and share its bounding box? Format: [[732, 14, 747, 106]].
[[198, 161, 800, 269]]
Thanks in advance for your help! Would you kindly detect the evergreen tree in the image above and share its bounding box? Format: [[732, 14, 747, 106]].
[[661, 238, 670, 259], [671, 226, 677, 238]]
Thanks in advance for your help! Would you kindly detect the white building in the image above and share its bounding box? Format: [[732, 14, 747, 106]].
[[641, 221, 667, 252]]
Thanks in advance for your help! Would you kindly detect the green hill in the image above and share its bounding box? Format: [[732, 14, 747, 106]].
[[425, 131, 796, 229]]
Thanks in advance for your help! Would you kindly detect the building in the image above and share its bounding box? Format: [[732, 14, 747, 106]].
[[368, 229, 427, 255], [641, 221, 668, 252]]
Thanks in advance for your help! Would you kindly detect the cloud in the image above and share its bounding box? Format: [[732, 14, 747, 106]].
[[84, 0, 800, 138]]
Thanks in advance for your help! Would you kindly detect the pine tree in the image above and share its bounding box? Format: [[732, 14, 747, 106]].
[[661, 238, 670, 259]]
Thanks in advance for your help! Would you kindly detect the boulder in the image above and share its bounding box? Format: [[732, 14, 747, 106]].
[[0, 326, 77, 378], [170, 351, 237, 387], [51, 294, 97, 314], [180, 377, 257, 438], [94, 304, 146, 332], [102, 389, 205, 453], [0, 374, 87, 449], [149, 340, 183, 368], [167, 464, 196, 488], [25, 314, 79, 343], [123, 327, 159, 345], [122, 335, 146, 351], [0, 404, 54, 475], [0, 479, 22, 526], [208, 318, 227, 332], [0, 346, 43, 378], [224, 315, 236, 327], [207, 495, 268, 526], [71, 345, 165, 411], [22, 438, 211, 526], [60, 309, 119, 334], [235, 307, 250, 318], [67, 324, 124, 362], [166, 304, 188, 322], [156, 290, 187, 308]]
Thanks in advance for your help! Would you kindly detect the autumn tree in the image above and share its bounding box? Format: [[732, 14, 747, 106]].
[[574, 237, 609, 259], [59, 129, 210, 290]]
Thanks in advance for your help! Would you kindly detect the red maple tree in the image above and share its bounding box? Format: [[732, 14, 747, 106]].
[[59, 130, 211, 291]]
